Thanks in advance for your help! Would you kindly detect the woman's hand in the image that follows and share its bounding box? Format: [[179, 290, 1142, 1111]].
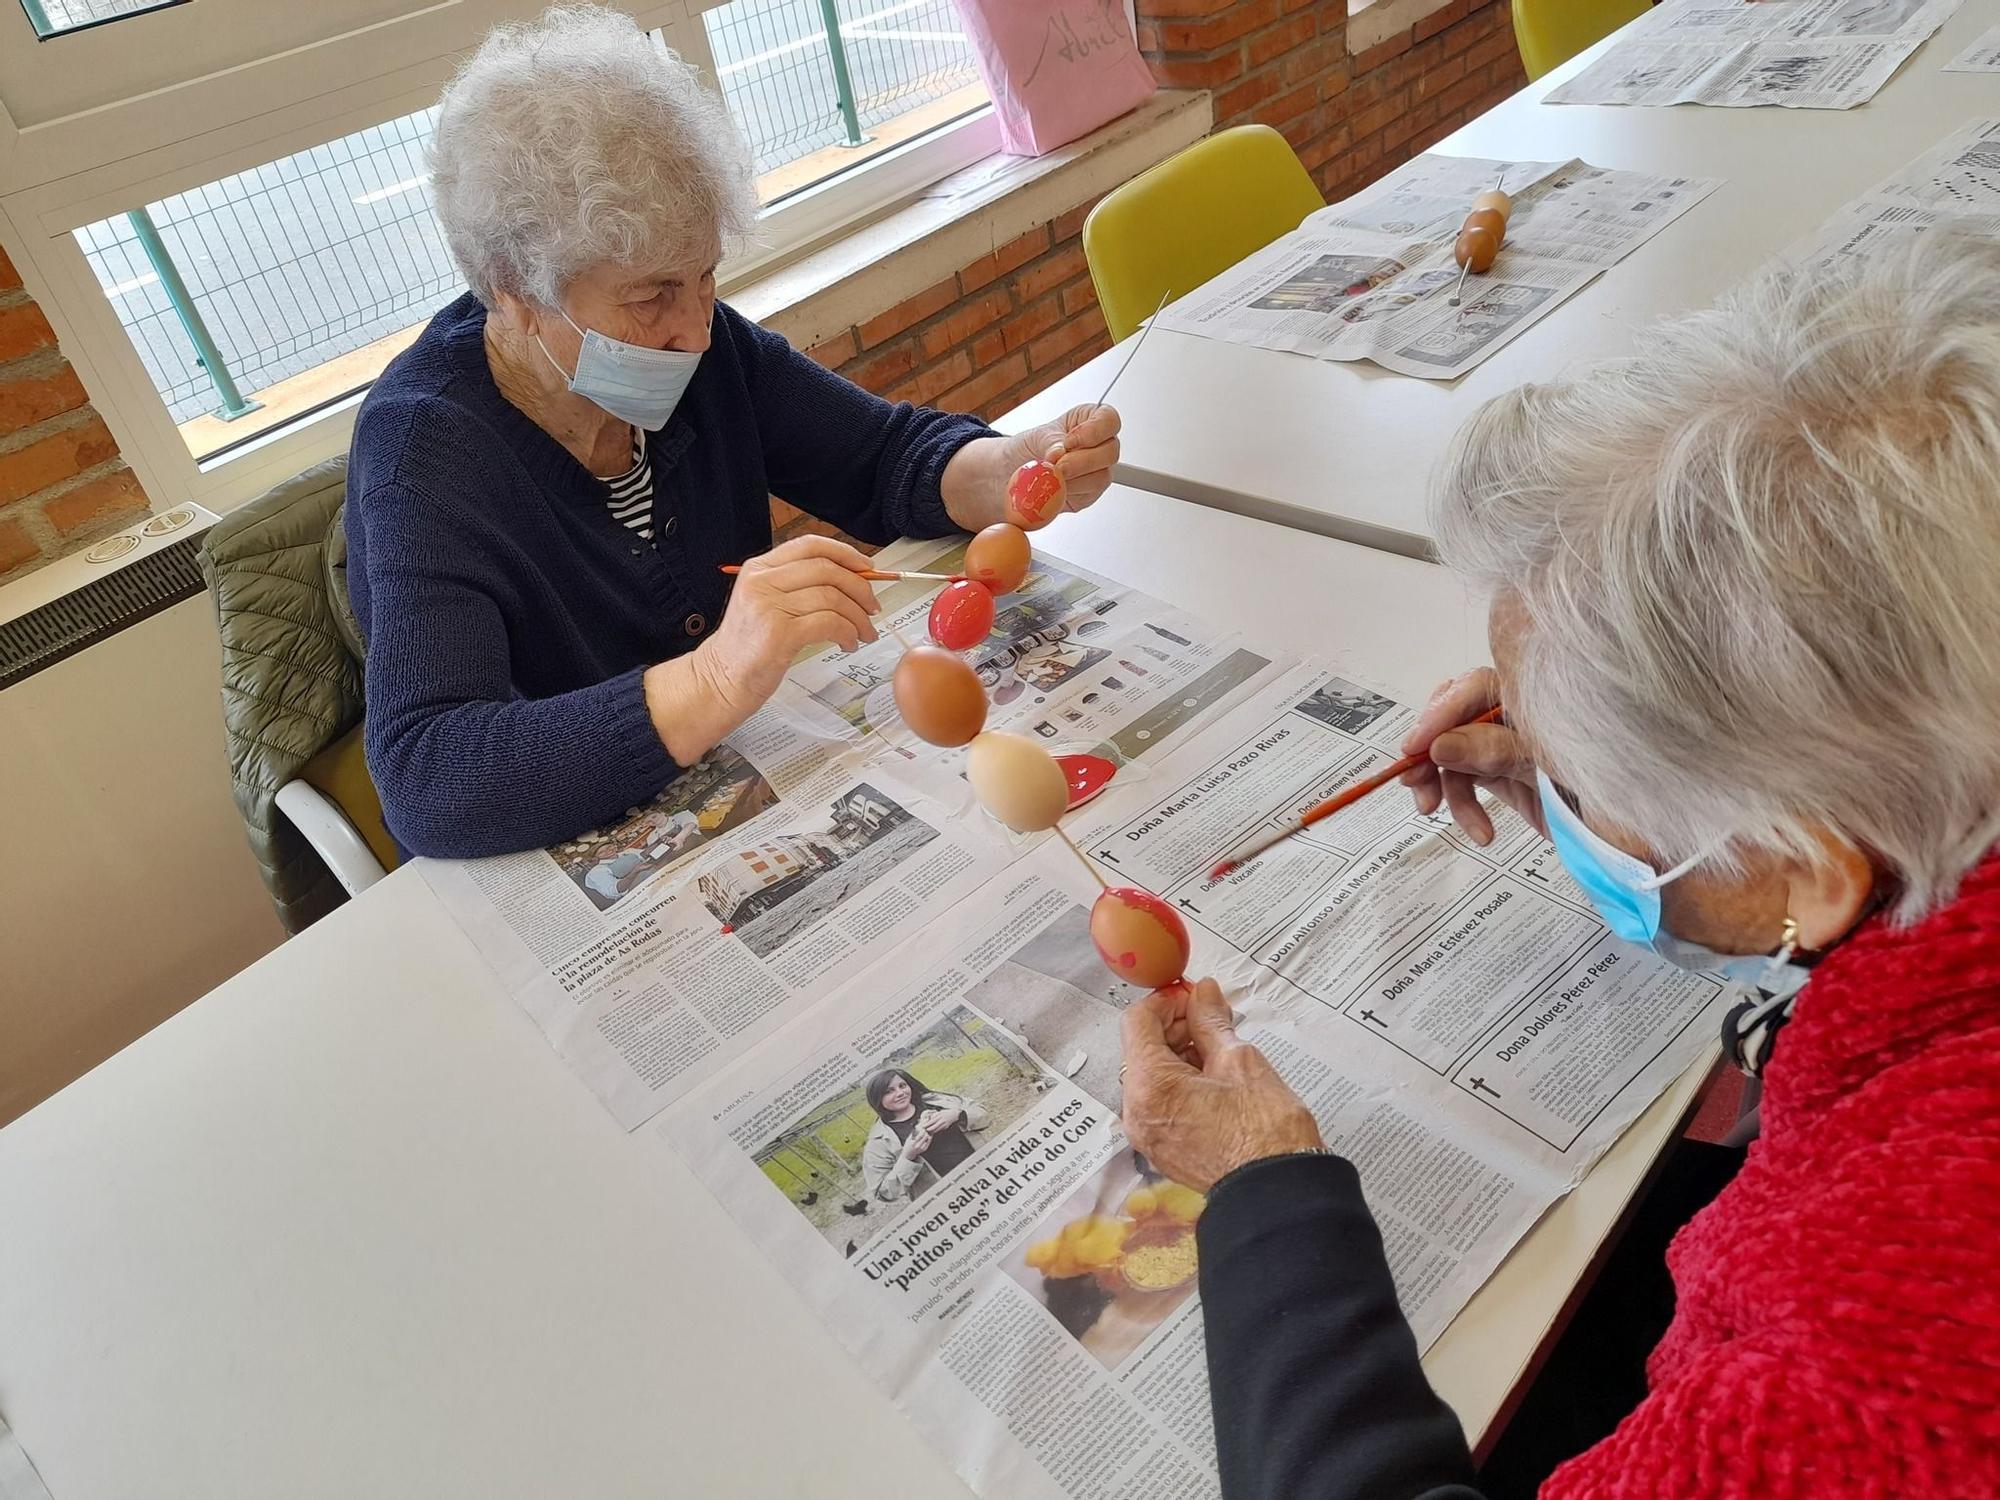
[[644, 536, 880, 766], [1120, 979, 1324, 1193], [939, 405, 1122, 530], [900, 1126, 934, 1162], [1399, 667, 1540, 845], [920, 1104, 962, 1134]]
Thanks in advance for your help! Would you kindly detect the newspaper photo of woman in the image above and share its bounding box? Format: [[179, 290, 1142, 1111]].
[[861, 1069, 990, 1204]]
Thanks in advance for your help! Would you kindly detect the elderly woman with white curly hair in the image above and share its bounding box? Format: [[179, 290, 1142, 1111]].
[[1120, 236, 2000, 1499], [345, 5, 1119, 857]]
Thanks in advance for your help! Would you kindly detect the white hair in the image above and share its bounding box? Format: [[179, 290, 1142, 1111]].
[[1435, 233, 2000, 923], [430, 4, 758, 306]]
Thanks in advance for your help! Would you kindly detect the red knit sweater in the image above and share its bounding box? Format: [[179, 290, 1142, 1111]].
[[1545, 856, 2000, 1498]]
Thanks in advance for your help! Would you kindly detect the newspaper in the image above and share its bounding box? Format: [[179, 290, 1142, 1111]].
[[1790, 117, 2000, 272], [1152, 152, 1721, 379], [421, 544, 1287, 1129], [1545, 0, 1960, 108], [659, 661, 1730, 1500], [1944, 21, 2000, 65]]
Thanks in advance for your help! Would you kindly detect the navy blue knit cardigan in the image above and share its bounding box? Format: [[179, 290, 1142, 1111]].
[[345, 292, 988, 859]]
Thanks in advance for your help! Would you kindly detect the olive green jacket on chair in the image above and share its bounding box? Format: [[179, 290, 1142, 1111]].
[[198, 455, 390, 934]]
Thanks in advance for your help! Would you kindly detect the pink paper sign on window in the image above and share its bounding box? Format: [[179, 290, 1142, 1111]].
[[952, 0, 1158, 157]]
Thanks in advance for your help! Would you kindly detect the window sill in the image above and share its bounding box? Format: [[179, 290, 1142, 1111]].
[[1348, 0, 1468, 53], [731, 89, 1213, 354]]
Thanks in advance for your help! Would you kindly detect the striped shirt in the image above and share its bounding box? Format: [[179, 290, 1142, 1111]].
[[604, 430, 656, 542]]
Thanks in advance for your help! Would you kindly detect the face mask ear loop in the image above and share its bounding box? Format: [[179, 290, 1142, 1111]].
[[1638, 847, 1708, 892]]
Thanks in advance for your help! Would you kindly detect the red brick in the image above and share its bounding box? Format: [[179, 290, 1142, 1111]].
[[0, 515, 37, 575], [1351, 90, 1412, 139], [1159, 0, 1279, 50], [1028, 307, 1109, 372], [40, 465, 147, 538], [1299, 123, 1353, 174], [1414, 54, 1468, 100], [1281, 37, 1343, 86], [886, 350, 973, 407], [1248, 13, 1317, 66], [847, 338, 920, 393], [0, 300, 56, 363], [0, 414, 117, 506], [937, 350, 1031, 416], [856, 276, 956, 349], [1150, 50, 1247, 89], [1000, 296, 1064, 353], [969, 327, 1008, 368], [1256, 81, 1322, 127], [1059, 276, 1100, 318], [1353, 31, 1413, 74], [1435, 70, 1487, 116], [1216, 67, 1287, 121], [918, 288, 1012, 360], [0, 243, 18, 293], [1415, 0, 1472, 42], [958, 226, 1051, 294], [1382, 97, 1442, 151], [1465, 28, 1518, 71], [1485, 55, 1527, 91], [1136, 20, 1164, 50], [1010, 243, 1090, 306], [0, 361, 88, 438], [1053, 199, 1099, 244], [804, 330, 858, 369], [1321, 65, 1352, 101], [1136, 0, 1236, 16]]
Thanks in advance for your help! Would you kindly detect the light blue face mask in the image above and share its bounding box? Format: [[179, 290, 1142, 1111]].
[[539, 306, 701, 432], [1536, 770, 1809, 999]]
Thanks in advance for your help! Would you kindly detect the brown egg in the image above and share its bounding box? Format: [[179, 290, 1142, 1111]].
[[1463, 207, 1507, 242], [964, 523, 1033, 594], [1454, 225, 1500, 273], [1089, 887, 1190, 989], [967, 731, 1071, 832], [1472, 188, 1512, 224], [893, 646, 987, 747]]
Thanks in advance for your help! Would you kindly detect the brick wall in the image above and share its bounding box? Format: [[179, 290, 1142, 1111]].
[[794, 0, 1525, 541], [0, 243, 152, 579]]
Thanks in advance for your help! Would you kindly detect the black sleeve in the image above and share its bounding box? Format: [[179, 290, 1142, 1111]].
[[1197, 1153, 1487, 1500]]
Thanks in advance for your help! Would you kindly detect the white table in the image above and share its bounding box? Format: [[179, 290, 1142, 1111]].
[[1002, 0, 2000, 555], [0, 487, 1706, 1497]]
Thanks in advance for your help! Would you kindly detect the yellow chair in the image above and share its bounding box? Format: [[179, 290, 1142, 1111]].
[[1513, 0, 1650, 82], [1083, 125, 1324, 345]]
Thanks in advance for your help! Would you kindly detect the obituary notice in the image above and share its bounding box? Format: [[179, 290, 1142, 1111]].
[[425, 541, 1732, 1500], [1151, 152, 1720, 379]]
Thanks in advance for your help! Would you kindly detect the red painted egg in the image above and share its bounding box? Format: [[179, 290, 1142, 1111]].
[[964, 523, 1033, 593], [1089, 887, 1190, 989], [928, 579, 996, 651], [1005, 459, 1066, 530], [893, 646, 987, 747], [1054, 752, 1117, 809]]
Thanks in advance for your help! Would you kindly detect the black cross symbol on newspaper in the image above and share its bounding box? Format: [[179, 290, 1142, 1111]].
[[1358, 1009, 1389, 1028], [1176, 897, 1199, 913], [1097, 849, 1121, 865], [1468, 1077, 1502, 1099]]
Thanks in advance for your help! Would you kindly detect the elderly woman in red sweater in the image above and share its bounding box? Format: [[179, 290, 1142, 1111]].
[[1121, 234, 2000, 1498]]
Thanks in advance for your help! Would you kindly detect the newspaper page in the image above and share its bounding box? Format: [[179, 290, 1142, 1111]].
[[1545, 0, 1960, 108], [1944, 21, 2000, 66], [659, 666, 1730, 1500], [1154, 152, 1721, 379], [1790, 117, 2000, 272], [421, 551, 1290, 1129]]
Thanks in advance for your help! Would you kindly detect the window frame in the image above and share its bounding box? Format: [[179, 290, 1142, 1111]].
[[0, 0, 1000, 516]]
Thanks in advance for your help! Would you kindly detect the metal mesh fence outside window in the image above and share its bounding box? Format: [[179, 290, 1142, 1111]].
[[19, 0, 184, 38], [75, 108, 461, 429], [704, 0, 983, 178], [73, 9, 986, 444]]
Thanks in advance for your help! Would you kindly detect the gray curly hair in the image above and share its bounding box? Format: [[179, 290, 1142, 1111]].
[[1435, 232, 2000, 923], [430, 4, 758, 307]]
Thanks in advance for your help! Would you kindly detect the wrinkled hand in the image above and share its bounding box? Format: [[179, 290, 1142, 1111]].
[[1399, 667, 1540, 845], [1119, 979, 1324, 1193], [1023, 403, 1121, 514], [698, 537, 881, 716], [900, 1126, 934, 1162]]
